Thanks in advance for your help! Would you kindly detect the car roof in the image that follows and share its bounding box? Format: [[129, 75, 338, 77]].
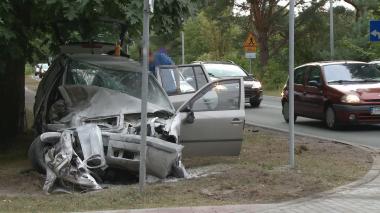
[[67, 53, 142, 72], [296, 60, 366, 69], [369, 60, 380, 64], [192, 61, 236, 65]]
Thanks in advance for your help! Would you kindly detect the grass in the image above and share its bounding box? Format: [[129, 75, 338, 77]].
[[0, 127, 371, 212], [25, 64, 34, 76]]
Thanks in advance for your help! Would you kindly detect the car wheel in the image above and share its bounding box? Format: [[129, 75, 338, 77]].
[[28, 137, 46, 174], [250, 100, 261, 108], [282, 102, 297, 123], [325, 106, 338, 129]]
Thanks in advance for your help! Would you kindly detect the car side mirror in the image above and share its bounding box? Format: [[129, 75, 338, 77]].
[[308, 80, 321, 88], [185, 111, 195, 124], [182, 105, 195, 124]]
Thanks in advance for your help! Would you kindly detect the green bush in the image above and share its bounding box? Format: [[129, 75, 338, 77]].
[[262, 60, 288, 90]]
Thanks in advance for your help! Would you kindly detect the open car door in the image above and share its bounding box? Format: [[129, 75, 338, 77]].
[[156, 65, 210, 109], [177, 78, 245, 156]]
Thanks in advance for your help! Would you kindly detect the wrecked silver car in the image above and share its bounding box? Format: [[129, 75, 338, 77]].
[[29, 53, 245, 193]]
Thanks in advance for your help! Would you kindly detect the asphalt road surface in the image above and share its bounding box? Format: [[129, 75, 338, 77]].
[[245, 96, 380, 149]]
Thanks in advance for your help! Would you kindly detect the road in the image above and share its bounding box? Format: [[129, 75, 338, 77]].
[[245, 96, 380, 148]]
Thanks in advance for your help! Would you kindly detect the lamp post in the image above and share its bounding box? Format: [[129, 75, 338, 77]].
[[289, 0, 295, 168], [330, 0, 334, 60]]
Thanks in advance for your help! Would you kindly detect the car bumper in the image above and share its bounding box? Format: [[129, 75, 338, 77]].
[[245, 87, 263, 103], [333, 104, 380, 125]]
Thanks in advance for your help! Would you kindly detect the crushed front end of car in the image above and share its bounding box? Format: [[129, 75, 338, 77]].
[[30, 84, 187, 194]]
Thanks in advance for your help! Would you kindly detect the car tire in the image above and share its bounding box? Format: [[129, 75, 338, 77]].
[[325, 106, 339, 129], [282, 102, 297, 123], [28, 137, 46, 174], [250, 100, 261, 108]]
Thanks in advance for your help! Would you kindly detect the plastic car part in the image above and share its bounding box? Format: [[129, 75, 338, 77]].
[[41, 130, 102, 194], [104, 133, 185, 179]]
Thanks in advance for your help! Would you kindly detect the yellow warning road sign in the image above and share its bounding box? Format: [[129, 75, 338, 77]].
[[243, 32, 257, 52]]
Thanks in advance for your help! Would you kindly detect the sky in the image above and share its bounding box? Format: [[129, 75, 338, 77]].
[[233, 0, 356, 16]]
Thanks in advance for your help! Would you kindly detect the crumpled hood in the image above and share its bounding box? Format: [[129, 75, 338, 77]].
[[59, 85, 171, 119], [329, 83, 380, 101]]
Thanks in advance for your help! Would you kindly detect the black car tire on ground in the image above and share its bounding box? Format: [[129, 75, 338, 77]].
[[250, 100, 261, 108], [282, 102, 297, 123], [325, 106, 339, 130], [28, 137, 46, 174]]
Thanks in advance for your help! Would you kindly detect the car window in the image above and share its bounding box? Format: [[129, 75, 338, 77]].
[[158, 67, 196, 96], [194, 66, 208, 88], [179, 67, 197, 89], [307, 66, 321, 85], [191, 80, 240, 112], [66, 60, 173, 110], [323, 63, 380, 83], [294, 67, 307, 85]]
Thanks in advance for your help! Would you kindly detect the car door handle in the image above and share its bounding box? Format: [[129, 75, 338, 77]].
[[231, 118, 243, 124]]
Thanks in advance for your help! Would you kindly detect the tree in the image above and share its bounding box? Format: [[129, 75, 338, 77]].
[[0, 0, 195, 144], [343, 0, 378, 21], [235, 0, 300, 76]]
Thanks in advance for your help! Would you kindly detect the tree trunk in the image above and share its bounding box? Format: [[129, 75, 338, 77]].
[[0, 57, 26, 144], [257, 32, 270, 77]]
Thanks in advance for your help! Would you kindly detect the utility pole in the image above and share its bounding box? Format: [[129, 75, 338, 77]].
[[330, 0, 334, 60], [289, 0, 295, 168], [139, 0, 150, 192], [181, 31, 185, 64]]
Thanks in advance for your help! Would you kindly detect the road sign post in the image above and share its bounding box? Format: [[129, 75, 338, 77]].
[[289, 0, 295, 169], [243, 32, 257, 74], [139, 0, 152, 193], [370, 20, 380, 42]]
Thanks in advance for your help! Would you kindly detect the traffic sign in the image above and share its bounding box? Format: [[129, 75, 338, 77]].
[[370, 20, 380, 42], [245, 52, 256, 59], [243, 32, 257, 52]]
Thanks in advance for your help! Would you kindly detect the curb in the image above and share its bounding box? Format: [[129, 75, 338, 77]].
[[246, 121, 379, 152]]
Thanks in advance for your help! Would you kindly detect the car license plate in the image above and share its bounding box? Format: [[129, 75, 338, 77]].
[[371, 107, 380, 115], [245, 98, 250, 102]]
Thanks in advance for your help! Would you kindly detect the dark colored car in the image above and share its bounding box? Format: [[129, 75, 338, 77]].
[[281, 61, 380, 129], [192, 61, 263, 107]]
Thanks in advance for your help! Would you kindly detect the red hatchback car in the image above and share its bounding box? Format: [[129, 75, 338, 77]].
[[281, 61, 380, 129]]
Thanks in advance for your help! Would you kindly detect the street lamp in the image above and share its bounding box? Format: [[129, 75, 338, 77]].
[[289, 0, 295, 168]]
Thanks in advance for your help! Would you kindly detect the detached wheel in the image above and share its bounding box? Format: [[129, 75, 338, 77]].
[[250, 100, 261, 108], [28, 137, 46, 174], [325, 106, 338, 129], [282, 102, 297, 123]]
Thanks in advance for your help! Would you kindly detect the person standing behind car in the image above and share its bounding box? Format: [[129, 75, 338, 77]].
[[149, 49, 174, 76], [149, 49, 178, 94]]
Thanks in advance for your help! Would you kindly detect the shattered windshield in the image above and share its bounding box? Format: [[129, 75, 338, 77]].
[[323, 64, 380, 84], [65, 60, 173, 111]]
